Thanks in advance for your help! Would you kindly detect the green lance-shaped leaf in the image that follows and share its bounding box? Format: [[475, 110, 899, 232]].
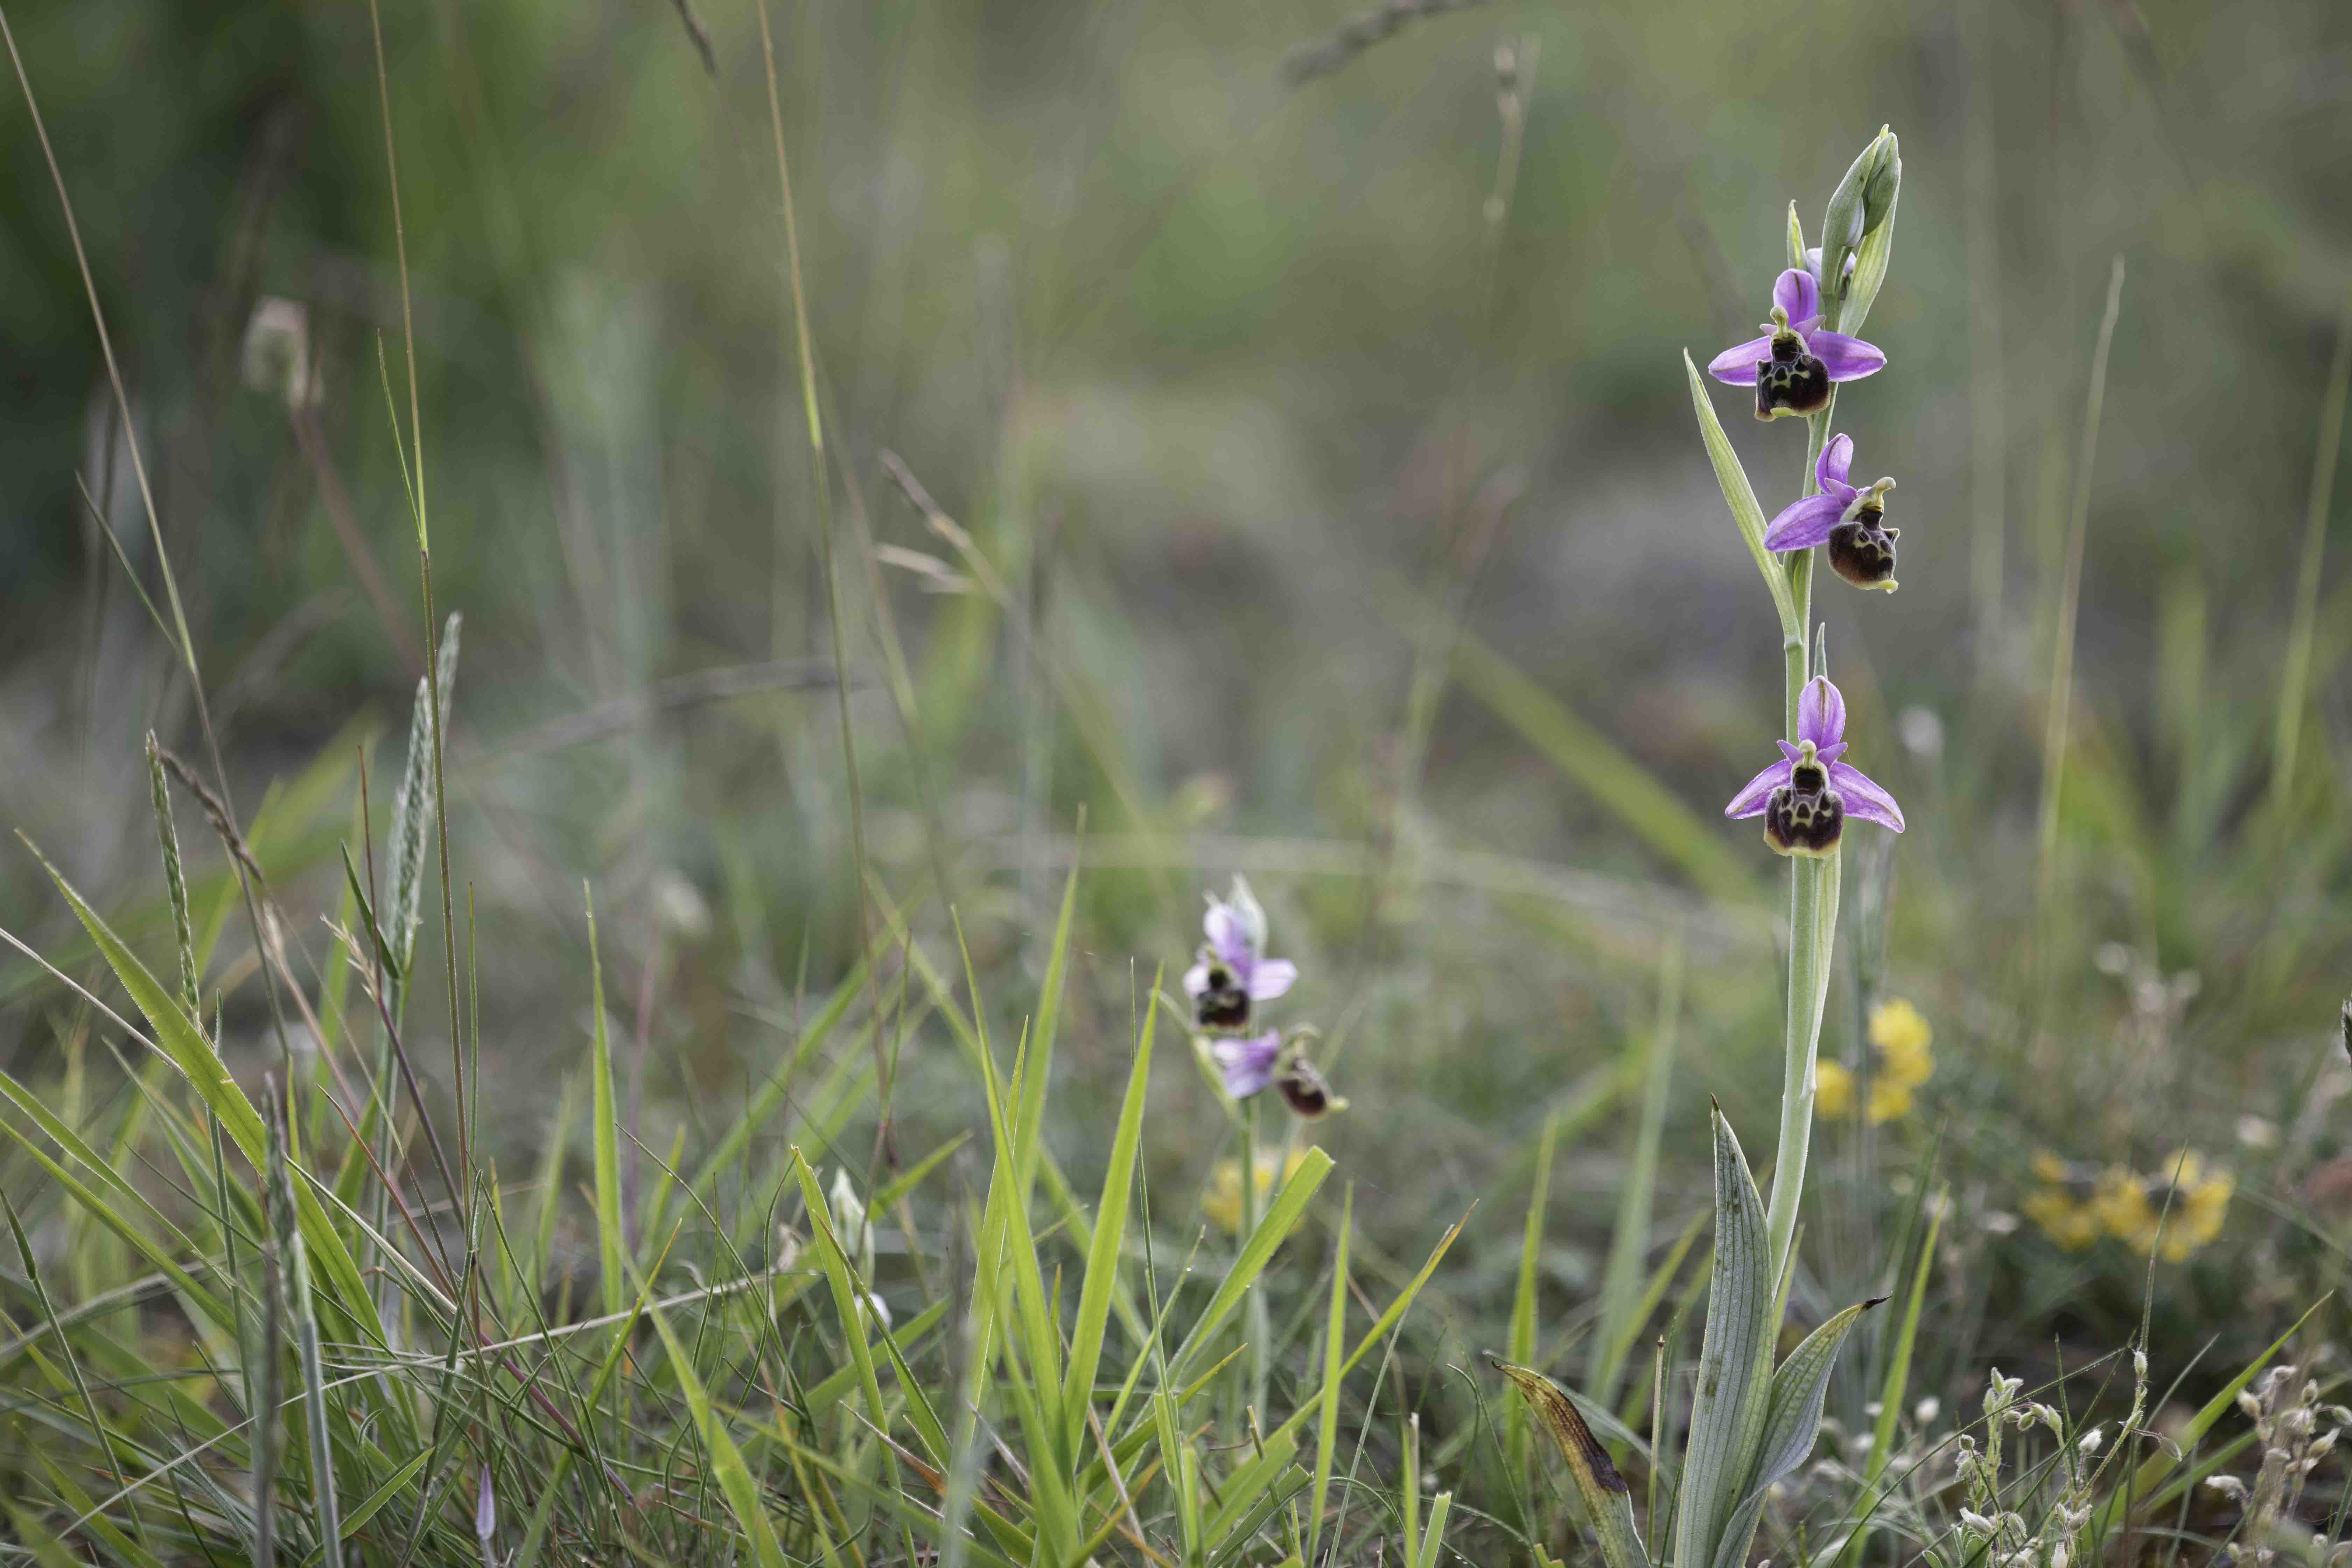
[[1492, 1358, 1646, 1568], [1671, 1107, 1776, 1568], [385, 612, 460, 983], [1684, 354, 1802, 643], [1708, 1295, 1885, 1568]]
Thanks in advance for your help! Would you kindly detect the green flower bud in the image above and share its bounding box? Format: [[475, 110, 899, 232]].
[[1818, 127, 1900, 332]]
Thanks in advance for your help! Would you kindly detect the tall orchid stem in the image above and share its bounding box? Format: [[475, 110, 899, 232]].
[[1765, 848, 1840, 1276], [1240, 1095, 1271, 1415], [1763, 402, 1846, 1281]]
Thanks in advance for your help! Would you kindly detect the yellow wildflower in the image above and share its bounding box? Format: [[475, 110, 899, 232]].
[[1202, 1148, 1312, 1233], [1820, 998, 1935, 1123], [1816, 1060, 1855, 1118], [2033, 1149, 2233, 1261], [2145, 1150, 2232, 1261], [2023, 1182, 2102, 1250], [2091, 1167, 2158, 1253]]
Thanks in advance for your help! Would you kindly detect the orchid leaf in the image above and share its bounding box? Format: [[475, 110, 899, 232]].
[[1670, 1108, 1774, 1568], [1492, 1358, 1646, 1568], [1684, 353, 1802, 641], [1710, 1295, 1885, 1568]]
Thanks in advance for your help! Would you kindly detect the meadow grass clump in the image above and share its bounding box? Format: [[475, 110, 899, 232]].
[[8, 5, 2352, 1566]]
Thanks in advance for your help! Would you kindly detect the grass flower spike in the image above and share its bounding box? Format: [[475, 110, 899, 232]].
[[1184, 874, 1297, 1029], [1707, 266, 1886, 419], [1763, 432, 1901, 590], [1726, 674, 1905, 856]]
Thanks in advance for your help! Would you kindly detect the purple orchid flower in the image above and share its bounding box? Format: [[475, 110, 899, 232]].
[[1183, 876, 1297, 1031], [1211, 1030, 1282, 1099], [1762, 433, 1900, 591], [1707, 268, 1885, 420], [1724, 676, 1904, 857]]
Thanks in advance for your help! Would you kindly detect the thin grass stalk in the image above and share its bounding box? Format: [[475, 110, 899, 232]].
[[368, 0, 471, 1191], [2036, 256, 2126, 916], [755, 0, 878, 1042], [2269, 281, 2352, 824], [1507, 1108, 1560, 1488], [266, 1076, 344, 1567], [1962, 0, 2007, 693]]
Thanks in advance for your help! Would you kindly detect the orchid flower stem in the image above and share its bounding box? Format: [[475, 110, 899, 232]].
[[1764, 848, 1840, 1279], [1763, 402, 1844, 1281], [1240, 1095, 1271, 1414]]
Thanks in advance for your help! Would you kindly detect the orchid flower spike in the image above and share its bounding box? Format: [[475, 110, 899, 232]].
[[1183, 875, 1297, 1031], [1725, 676, 1904, 857], [1763, 433, 1901, 590], [1708, 268, 1886, 419]]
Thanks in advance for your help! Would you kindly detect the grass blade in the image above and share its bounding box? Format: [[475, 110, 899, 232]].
[[625, 1254, 789, 1568], [1062, 975, 1157, 1456], [1595, 933, 1682, 1405], [586, 886, 624, 1319]]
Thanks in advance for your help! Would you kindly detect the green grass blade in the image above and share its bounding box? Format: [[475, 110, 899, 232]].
[[1596, 933, 1681, 1405], [624, 1254, 789, 1568], [265, 1080, 343, 1568], [585, 887, 624, 1319], [1062, 976, 1157, 1456], [2098, 1293, 2332, 1533], [1308, 1184, 1352, 1567], [1412, 1489, 1454, 1568], [1450, 630, 1752, 901], [29, 842, 383, 1342], [790, 1148, 894, 1441], [687, 951, 873, 1203], [1166, 1146, 1333, 1385], [1506, 1108, 1560, 1486], [1864, 1194, 1942, 1490]]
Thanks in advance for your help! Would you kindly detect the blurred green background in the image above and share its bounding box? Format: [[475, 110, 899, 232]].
[[5, 0, 2352, 1390]]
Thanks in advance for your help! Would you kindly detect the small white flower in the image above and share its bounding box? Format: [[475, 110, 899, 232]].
[[2206, 1475, 2249, 1502], [2078, 1426, 2104, 1455], [1914, 1395, 1941, 1425], [1960, 1510, 2000, 1536], [2236, 1114, 2281, 1150]]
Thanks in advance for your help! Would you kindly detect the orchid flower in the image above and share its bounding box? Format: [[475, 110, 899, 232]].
[[1763, 433, 1900, 590], [1211, 1030, 1282, 1099], [1707, 268, 1885, 419], [1183, 876, 1297, 1031], [1724, 676, 1904, 857]]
